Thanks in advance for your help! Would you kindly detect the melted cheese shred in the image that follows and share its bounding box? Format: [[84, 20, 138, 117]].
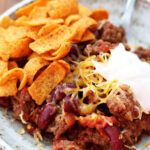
[[65, 55, 119, 115]]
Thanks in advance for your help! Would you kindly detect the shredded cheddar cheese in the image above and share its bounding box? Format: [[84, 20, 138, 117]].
[[65, 54, 119, 115]]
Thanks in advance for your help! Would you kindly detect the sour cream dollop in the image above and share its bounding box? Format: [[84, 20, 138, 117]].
[[93, 44, 150, 113]]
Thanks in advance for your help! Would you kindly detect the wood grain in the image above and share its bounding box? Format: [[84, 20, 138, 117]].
[[0, 0, 20, 14]]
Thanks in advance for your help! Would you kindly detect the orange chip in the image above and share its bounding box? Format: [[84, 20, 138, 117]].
[[0, 60, 8, 76], [28, 61, 70, 105], [14, 16, 29, 26], [24, 56, 49, 84], [38, 22, 61, 36], [0, 16, 14, 28], [16, 0, 48, 17], [47, 0, 78, 19], [21, 18, 64, 26], [29, 6, 48, 19], [79, 4, 92, 17], [41, 42, 71, 60], [0, 27, 5, 40], [0, 39, 10, 61], [0, 79, 17, 96], [90, 8, 109, 21], [80, 30, 95, 42], [5, 26, 27, 42], [30, 25, 72, 54], [65, 14, 81, 26], [57, 60, 70, 74], [8, 61, 18, 70], [9, 38, 32, 58], [26, 26, 41, 40], [28, 52, 39, 60], [0, 68, 27, 90], [70, 17, 97, 42]]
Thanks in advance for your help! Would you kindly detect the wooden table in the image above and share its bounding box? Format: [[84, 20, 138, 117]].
[[0, 0, 20, 14]]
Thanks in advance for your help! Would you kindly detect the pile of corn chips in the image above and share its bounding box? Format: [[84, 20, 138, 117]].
[[0, 0, 108, 105]]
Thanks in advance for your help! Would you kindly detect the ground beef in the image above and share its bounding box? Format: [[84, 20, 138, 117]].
[[120, 114, 150, 146], [98, 22, 126, 43], [135, 47, 150, 63], [52, 127, 110, 150], [107, 85, 142, 122], [77, 128, 110, 149], [84, 40, 116, 55], [11, 87, 36, 122], [0, 97, 12, 109], [47, 114, 70, 139], [52, 139, 82, 150]]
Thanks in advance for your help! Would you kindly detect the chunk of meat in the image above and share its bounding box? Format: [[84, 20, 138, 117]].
[[135, 47, 150, 63], [77, 128, 110, 147], [52, 139, 82, 150], [107, 85, 142, 121], [120, 114, 150, 145], [47, 114, 70, 139], [84, 40, 116, 55], [98, 22, 125, 43], [0, 97, 12, 109], [11, 87, 36, 122]]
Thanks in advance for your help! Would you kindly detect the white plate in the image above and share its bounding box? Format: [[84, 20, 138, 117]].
[[0, 0, 150, 150]]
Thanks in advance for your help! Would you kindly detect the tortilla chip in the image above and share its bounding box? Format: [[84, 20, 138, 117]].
[[14, 16, 29, 26], [5, 26, 27, 42], [9, 38, 32, 58], [57, 60, 70, 74], [79, 4, 92, 17], [0, 27, 5, 40], [41, 42, 71, 60], [0, 68, 27, 90], [0, 60, 8, 76], [29, 6, 48, 19], [22, 18, 63, 27], [47, 0, 78, 19], [16, 0, 48, 17], [90, 8, 109, 21], [0, 79, 17, 96], [70, 17, 97, 42], [8, 61, 18, 70], [80, 30, 95, 42], [65, 14, 81, 26], [30, 25, 72, 54], [38, 22, 61, 36], [0, 39, 10, 61], [26, 26, 41, 40], [3, 25, 39, 41], [0, 16, 14, 28], [24, 56, 49, 84], [28, 61, 70, 105], [28, 52, 39, 60]]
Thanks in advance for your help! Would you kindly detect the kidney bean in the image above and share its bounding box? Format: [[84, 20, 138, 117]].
[[51, 83, 76, 102], [37, 103, 57, 130], [104, 126, 126, 150], [63, 95, 79, 114]]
